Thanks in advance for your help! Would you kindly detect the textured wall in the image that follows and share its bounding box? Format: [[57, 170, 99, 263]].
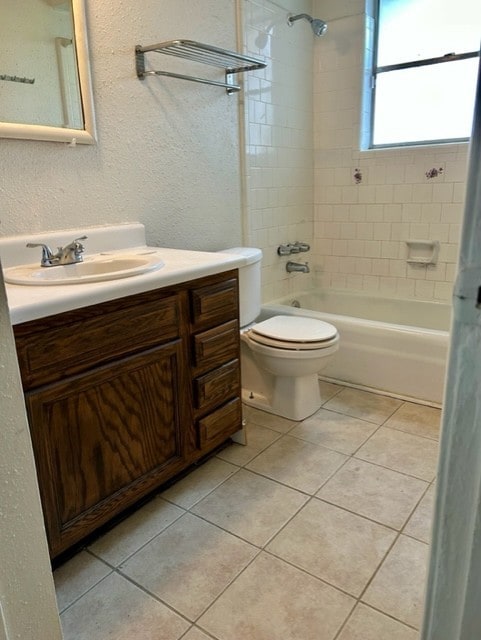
[[0, 0, 242, 252], [0, 268, 62, 640], [242, 0, 315, 301], [312, 0, 469, 302]]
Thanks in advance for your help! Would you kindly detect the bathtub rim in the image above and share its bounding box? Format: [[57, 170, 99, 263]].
[[266, 288, 452, 333], [262, 301, 450, 341], [261, 296, 449, 407]]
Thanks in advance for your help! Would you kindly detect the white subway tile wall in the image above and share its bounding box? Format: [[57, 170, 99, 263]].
[[243, 0, 315, 301], [243, 0, 469, 303], [312, 0, 468, 301]]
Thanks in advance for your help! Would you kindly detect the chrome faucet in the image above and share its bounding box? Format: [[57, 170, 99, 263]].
[[27, 235, 87, 267], [286, 261, 310, 273]]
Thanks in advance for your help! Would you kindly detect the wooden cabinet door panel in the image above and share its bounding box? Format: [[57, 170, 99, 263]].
[[26, 342, 188, 556]]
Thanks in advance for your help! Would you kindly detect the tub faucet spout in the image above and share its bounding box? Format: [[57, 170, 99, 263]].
[[286, 261, 310, 274]]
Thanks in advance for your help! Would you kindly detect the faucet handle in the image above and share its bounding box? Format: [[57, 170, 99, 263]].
[[294, 241, 310, 252], [72, 235, 87, 252], [277, 243, 300, 256], [277, 244, 291, 256], [58, 235, 87, 263], [26, 242, 55, 265], [59, 235, 87, 254], [67, 235, 87, 249]]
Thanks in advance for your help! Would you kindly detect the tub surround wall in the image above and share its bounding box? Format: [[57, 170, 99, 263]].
[[242, 0, 468, 304], [242, 0, 315, 301], [312, 0, 468, 302], [0, 1, 242, 251]]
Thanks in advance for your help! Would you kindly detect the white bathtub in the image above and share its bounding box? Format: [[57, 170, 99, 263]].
[[262, 290, 452, 405]]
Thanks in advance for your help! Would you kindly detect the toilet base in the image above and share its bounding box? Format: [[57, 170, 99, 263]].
[[242, 374, 322, 421]]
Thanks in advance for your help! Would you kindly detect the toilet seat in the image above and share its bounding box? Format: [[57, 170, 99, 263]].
[[247, 315, 338, 351]]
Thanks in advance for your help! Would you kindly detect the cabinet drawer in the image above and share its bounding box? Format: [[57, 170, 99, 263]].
[[195, 359, 240, 410], [198, 398, 242, 449], [190, 277, 238, 328], [193, 320, 239, 372], [15, 294, 180, 388]]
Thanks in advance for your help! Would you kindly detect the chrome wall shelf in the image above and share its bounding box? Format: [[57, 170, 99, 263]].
[[135, 39, 266, 94]]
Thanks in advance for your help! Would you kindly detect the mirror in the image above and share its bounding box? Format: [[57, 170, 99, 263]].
[[0, 0, 96, 144]]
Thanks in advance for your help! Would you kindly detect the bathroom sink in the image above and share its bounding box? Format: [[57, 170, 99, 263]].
[[3, 251, 165, 285]]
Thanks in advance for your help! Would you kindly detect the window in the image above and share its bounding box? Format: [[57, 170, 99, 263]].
[[370, 0, 481, 148]]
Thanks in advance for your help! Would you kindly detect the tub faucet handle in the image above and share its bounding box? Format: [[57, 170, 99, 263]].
[[294, 241, 310, 252], [277, 243, 299, 256]]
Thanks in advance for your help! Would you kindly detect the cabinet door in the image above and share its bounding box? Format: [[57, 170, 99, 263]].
[[26, 341, 189, 558]]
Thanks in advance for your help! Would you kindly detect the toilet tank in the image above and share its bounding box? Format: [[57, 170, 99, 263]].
[[217, 247, 262, 327]]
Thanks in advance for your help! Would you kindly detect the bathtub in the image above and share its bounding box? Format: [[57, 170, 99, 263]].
[[262, 290, 451, 406]]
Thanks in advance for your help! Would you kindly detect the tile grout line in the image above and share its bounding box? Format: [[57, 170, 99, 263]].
[[398, 480, 434, 542], [260, 543, 423, 635], [319, 377, 442, 410], [178, 623, 220, 640], [160, 464, 243, 511], [111, 567, 201, 626], [352, 451, 436, 482], [357, 601, 421, 631], [191, 548, 264, 630], [311, 494, 423, 534], [85, 511, 187, 570], [345, 433, 434, 626], [161, 402, 435, 553], [57, 383, 438, 638], [182, 509, 267, 549], [66, 464, 431, 621], [56, 567, 114, 616], [381, 423, 440, 443]]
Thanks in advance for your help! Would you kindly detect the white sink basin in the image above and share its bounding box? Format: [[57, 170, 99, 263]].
[[3, 251, 165, 285]]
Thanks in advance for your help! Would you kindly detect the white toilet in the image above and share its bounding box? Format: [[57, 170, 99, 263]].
[[221, 248, 339, 421]]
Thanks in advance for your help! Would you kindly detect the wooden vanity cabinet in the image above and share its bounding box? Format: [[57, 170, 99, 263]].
[[13, 270, 242, 558]]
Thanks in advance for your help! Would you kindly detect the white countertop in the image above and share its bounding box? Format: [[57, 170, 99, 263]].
[[0, 224, 245, 325]]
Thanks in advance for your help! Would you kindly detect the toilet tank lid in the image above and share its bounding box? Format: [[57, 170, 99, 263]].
[[217, 247, 262, 265]]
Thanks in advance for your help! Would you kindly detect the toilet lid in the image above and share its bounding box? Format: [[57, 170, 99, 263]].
[[251, 315, 337, 344]]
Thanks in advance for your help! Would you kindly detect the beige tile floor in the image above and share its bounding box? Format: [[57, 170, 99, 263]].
[[55, 382, 441, 640]]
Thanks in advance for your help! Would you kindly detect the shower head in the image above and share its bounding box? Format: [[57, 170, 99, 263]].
[[287, 13, 328, 37], [310, 18, 328, 37]]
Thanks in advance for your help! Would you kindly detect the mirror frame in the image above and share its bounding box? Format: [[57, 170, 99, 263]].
[[0, 0, 96, 144]]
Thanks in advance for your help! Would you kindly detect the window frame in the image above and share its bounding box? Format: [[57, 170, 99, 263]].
[[369, 0, 480, 149]]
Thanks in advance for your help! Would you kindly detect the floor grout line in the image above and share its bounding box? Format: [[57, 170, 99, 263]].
[[56, 382, 439, 639]]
